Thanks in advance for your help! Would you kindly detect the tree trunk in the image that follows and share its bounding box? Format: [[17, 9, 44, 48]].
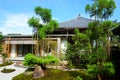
[[97, 74, 102, 80], [107, 28, 111, 59]]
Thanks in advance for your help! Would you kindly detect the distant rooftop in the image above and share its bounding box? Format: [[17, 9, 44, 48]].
[[59, 15, 92, 29], [4, 34, 32, 37]]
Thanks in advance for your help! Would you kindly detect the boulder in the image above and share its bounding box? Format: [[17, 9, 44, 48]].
[[33, 65, 44, 79]]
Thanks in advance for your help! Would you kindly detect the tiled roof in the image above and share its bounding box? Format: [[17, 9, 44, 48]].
[[59, 16, 92, 29]]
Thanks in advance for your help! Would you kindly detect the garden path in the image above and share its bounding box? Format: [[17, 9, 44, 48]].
[[0, 63, 27, 80]]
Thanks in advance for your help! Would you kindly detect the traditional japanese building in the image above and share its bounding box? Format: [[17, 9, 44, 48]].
[[3, 15, 92, 59]]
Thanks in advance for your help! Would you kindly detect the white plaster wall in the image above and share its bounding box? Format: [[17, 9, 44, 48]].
[[61, 39, 67, 54], [11, 44, 16, 58]]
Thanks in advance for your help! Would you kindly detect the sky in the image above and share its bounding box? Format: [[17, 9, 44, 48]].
[[0, 0, 120, 35]]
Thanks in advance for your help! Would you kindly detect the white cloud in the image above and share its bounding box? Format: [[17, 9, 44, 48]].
[[0, 13, 33, 35], [0, 13, 60, 35]]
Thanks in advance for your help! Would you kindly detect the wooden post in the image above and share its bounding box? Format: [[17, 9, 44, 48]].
[[15, 44, 17, 57], [7, 37, 11, 58]]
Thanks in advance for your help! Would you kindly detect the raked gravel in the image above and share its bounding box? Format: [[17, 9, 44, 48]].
[[0, 63, 27, 80]]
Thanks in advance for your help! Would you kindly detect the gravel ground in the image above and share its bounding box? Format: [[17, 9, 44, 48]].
[[0, 63, 27, 80]]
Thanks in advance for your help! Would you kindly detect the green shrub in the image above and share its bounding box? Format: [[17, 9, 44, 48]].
[[23, 53, 38, 66], [38, 54, 59, 64], [87, 64, 99, 75], [102, 62, 115, 76], [1, 68, 15, 73], [23, 53, 59, 69], [87, 62, 115, 80]]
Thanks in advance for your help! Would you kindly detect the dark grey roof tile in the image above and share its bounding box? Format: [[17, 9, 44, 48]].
[[59, 16, 93, 29]]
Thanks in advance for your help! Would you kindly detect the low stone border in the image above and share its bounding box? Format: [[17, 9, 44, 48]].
[[14, 62, 29, 68], [46, 65, 86, 71], [46, 65, 64, 70]]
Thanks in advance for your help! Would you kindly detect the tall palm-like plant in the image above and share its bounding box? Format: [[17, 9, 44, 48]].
[[28, 6, 58, 56]]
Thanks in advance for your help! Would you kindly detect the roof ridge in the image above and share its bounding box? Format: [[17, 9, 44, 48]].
[[80, 16, 92, 20], [60, 16, 93, 24]]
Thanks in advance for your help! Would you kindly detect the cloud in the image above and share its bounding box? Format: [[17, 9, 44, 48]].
[[0, 13, 33, 35], [2, 14, 29, 27], [0, 13, 60, 35]]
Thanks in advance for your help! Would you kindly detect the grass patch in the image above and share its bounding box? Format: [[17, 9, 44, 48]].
[[0, 61, 13, 67], [1, 68, 15, 73], [12, 69, 93, 80]]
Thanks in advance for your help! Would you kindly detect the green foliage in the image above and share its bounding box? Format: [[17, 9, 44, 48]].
[[76, 76, 83, 80], [74, 29, 89, 41], [111, 35, 120, 47], [34, 6, 52, 23], [97, 0, 116, 19], [87, 21, 117, 48], [2, 53, 7, 59], [87, 62, 115, 79], [23, 53, 59, 67], [86, 46, 107, 64], [47, 20, 59, 33], [1, 68, 15, 73], [85, 0, 117, 57], [27, 17, 40, 28], [37, 54, 59, 64], [74, 29, 91, 51], [85, 0, 116, 20], [28, 6, 58, 55], [0, 44, 2, 54], [66, 29, 91, 67], [28, 6, 58, 39], [0, 32, 3, 53], [63, 1, 117, 80], [87, 64, 99, 75], [38, 25, 47, 38], [66, 43, 81, 65], [86, 20, 117, 65], [38, 19, 58, 38], [102, 62, 115, 76], [0, 32, 3, 42], [85, 3, 98, 17], [87, 21, 99, 40], [23, 53, 38, 66]]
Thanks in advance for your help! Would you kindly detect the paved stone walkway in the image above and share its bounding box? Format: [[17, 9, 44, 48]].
[[0, 63, 27, 80]]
